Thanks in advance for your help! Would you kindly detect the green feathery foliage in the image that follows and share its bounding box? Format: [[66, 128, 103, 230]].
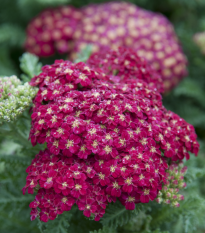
[[100, 201, 143, 228], [20, 53, 42, 82], [75, 45, 93, 63]]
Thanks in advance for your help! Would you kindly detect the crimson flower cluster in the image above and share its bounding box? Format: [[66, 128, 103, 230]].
[[25, 6, 82, 56], [24, 59, 199, 222], [72, 1, 187, 91], [86, 47, 164, 93], [25, 1, 187, 91]]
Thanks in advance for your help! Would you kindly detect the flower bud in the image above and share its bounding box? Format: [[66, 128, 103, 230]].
[[173, 180, 178, 185], [180, 166, 187, 174], [164, 199, 171, 204], [170, 175, 175, 180], [156, 197, 162, 204], [178, 194, 184, 201], [172, 194, 178, 199], [156, 161, 188, 208], [174, 188, 179, 193], [0, 75, 38, 123], [173, 201, 180, 208], [166, 192, 171, 198], [169, 188, 174, 193]]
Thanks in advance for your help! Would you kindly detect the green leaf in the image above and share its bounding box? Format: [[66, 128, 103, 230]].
[[0, 24, 25, 46], [174, 78, 205, 108], [19, 52, 42, 82], [150, 195, 205, 231], [35, 0, 70, 4], [0, 154, 31, 166], [101, 201, 141, 229], [18, 0, 70, 7], [144, 230, 169, 233], [90, 227, 117, 233], [37, 211, 73, 233], [75, 45, 93, 63], [0, 195, 33, 204]]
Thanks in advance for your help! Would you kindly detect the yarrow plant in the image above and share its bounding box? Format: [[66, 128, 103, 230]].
[[25, 1, 187, 92], [22, 55, 199, 223], [0, 75, 38, 123], [1, 0, 205, 232]]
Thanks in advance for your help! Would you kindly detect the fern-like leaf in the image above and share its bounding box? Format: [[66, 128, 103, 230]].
[[19, 52, 42, 81], [90, 226, 117, 233], [75, 45, 93, 63], [101, 201, 142, 229]]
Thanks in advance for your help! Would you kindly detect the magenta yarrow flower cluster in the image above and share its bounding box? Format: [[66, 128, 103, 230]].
[[25, 2, 187, 92], [23, 59, 199, 222], [72, 1, 187, 91], [156, 161, 187, 207], [25, 6, 82, 56], [86, 47, 164, 93]]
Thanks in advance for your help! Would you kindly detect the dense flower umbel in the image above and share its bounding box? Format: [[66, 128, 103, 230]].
[[72, 1, 187, 91], [25, 2, 187, 91], [86, 47, 164, 93], [156, 162, 187, 207], [25, 59, 199, 222], [29, 60, 199, 160], [0, 76, 38, 123], [193, 32, 205, 54], [25, 6, 82, 57], [23, 149, 167, 221]]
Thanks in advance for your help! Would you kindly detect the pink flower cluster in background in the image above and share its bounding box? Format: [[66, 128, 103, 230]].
[[25, 2, 187, 91], [23, 56, 199, 222], [25, 6, 82, 56]]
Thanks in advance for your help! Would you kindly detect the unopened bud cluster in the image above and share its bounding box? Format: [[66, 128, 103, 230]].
[[156, 162, 187, 207], [0, 76, 38, 123]]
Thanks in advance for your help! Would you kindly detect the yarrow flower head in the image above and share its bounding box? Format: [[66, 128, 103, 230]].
[[25, 6, 82, 57], [0, 75, 38, 123], [72, 1, 187, 91], [24, 58, 199, 222], [86, 47, 164, 93]]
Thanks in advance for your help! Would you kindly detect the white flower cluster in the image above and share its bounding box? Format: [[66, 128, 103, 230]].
[[0, 75, 38, 123]]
